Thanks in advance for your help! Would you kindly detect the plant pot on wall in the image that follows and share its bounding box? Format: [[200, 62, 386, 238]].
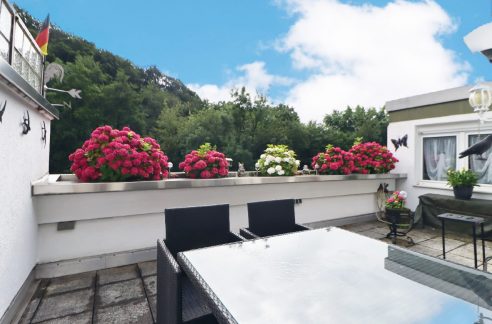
[[453, 185, 474, 200]]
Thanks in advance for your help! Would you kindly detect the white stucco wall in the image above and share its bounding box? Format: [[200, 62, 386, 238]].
[[388, 112, 492, 211], [0, 82, 52, 317], [33, 176, 400, 264]]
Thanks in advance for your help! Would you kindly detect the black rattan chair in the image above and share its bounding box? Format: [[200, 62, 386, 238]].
[[157, 239, 217, 324], [164, 204, 242, 256], [239, 199, 310, 238], [157, 204, 242, 324]]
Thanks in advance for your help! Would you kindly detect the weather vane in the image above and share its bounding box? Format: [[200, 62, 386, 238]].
[[43, 62, 82, 107]]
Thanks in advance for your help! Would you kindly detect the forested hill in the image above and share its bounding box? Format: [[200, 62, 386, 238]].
[[16, 6, 207, 172], [17, 6, 388, 173]]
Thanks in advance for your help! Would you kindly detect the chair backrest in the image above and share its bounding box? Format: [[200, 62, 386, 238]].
[[247, 199, 296, 236], [157, 239, 181, 324], [165, 204, 231, 255]]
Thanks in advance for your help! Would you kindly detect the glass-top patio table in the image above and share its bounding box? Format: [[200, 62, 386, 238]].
[[177, 227, 492, 324]]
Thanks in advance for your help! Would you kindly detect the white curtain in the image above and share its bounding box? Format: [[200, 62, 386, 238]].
[[423, 137, 456, 181], [469, 135, 492, 184]]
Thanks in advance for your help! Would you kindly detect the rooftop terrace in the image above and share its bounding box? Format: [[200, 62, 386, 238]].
[[16, 220, 492, 324]]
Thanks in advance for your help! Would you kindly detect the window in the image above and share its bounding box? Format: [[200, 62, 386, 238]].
[[0, 0, 11, 62], [0, 1, 43, 93], [422, 136, 456, 181], [468, 134, 492, 185], [12, 21, 42, 92]]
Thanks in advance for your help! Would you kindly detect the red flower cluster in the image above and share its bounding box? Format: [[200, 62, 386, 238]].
[[349, 142, 398, 174], [69, 125, 169, 182], [178, 143, 229, 179], [311, 145, 355, 175]]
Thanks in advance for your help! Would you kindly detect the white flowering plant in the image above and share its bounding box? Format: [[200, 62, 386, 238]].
[[256, 144, 300, 176]]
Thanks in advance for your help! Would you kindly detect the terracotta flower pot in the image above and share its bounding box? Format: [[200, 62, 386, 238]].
[[453, 185, 474, 200]]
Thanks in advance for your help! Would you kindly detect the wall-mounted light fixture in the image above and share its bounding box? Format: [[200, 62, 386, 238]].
[[469, 84, 492, 123]]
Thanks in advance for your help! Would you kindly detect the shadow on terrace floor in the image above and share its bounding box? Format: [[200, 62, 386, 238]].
[[18, 221, 492, 323]]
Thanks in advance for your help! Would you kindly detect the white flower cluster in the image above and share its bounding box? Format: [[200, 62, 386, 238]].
[[257, 146, 300, 176]]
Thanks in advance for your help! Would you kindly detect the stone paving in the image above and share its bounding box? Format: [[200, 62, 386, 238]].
[[19, 262, 156, 324], [340, 220, 492, 270], [18, 222, 492, 323]]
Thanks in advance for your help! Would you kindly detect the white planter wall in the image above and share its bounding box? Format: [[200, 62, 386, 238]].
[[0, 83, 52, 317], [33, 175, 401, 264]]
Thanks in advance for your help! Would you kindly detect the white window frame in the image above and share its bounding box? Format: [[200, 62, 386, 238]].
[[415, 120, 492, 193]]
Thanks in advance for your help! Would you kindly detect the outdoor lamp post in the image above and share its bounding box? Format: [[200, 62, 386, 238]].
[[469, 84, 492, 123]]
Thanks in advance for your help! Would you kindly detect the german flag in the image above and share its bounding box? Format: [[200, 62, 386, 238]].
[[35, 15, 50, 56]]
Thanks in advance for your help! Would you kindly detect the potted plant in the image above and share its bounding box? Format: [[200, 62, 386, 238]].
[[384, 191, 412, 243], [349, 141, 398, 174], [178, 143, 229, 179], [256, 144, 300, 176], [385, 190, 409, 217], [311, 144, 355, 175], [447, 168, 478, 200], [69, 125, 170, 182]]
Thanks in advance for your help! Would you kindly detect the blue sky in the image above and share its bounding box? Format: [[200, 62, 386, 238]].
[[14, 0, 492, 121]]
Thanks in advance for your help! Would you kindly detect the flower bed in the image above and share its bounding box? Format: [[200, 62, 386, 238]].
[[69, 126, 169, 182], [256, 144, 300, 176], [178, 143, 229, 179]]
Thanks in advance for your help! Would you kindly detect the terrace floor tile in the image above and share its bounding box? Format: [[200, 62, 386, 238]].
[[96, 278, 145, 308], [34, 311, 92, 324], [418, 236, 467, 252], [45, 271, 95, 296], [138, 260, 157, 277], [94, 298, 153, 324], [143, 275, 157, 297], [97, 264, 139, 286], [31, 288, 93, 323]]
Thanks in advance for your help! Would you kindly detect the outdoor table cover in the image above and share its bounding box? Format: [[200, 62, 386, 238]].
[[416, 193, 492, 234]]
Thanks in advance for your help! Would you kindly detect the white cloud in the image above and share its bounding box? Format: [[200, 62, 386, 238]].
[[188, 1, 470, 122], [278, 0, 470, 121], [188, 61, 294, 103]]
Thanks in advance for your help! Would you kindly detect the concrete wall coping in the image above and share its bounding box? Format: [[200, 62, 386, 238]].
[[32, 173, 407, 196]]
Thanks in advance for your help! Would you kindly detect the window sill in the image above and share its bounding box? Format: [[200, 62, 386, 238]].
[[414, 181, 492, 195]]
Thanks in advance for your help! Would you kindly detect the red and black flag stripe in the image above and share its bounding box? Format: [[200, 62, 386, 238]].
[[35, 15, 50, 56]]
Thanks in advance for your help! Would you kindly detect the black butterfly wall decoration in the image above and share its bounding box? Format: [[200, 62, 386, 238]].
[[0, 100, 6, 123], [41, 121, 47, 147], [391, 134, 408, 151], [22, 110, 30, 134]]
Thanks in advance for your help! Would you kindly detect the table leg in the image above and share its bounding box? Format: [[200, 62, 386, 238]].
[[441, 219, 446, 260], [482, 223, 486, 271], [473, 224, 477, 269]]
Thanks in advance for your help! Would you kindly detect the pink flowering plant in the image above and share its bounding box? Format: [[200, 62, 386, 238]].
[[385, 191, 407, 209], [69, 125, 169, 182], [349, 141, 398, 174], [178, 143, 229, 179], [311, 144, 355, 175]]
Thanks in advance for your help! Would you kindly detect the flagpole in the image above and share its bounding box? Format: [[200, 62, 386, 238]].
[[35, 14, 50, 97], [41, 55, 46, 97]]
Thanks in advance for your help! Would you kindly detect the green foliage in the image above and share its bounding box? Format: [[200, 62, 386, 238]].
[[197, 143, 216, 157], [17, 7, 389, 174], [447, 169, 479, 187], [324, 106, 388, 149]]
